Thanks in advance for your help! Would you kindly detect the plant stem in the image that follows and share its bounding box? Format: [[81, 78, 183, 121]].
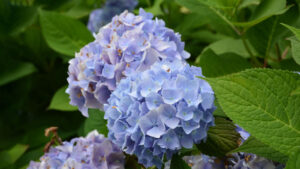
[[241, 36, 261, 67], [275, 43, 282, 61]]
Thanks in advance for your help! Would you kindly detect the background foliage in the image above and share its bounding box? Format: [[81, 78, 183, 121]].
[[0, 0, 300, 168]]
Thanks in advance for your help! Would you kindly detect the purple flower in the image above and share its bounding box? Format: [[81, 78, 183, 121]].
[[67, 9, 190, 117], [27, 130, 125, 169], [104, 60, 215, 168], [236, 125, 250, 144], [229, 153, 283, 169], [88, 0, 138, 33]]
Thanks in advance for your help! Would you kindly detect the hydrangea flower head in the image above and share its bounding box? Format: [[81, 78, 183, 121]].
[[236, 125, 250, 144], [104, 60, 215, 168], [27, 130, 125, 169], [68, 9, 190, 116], [88, 0, 138, 33], [228, 153, 284, 169], [165, 154, 283, 169]]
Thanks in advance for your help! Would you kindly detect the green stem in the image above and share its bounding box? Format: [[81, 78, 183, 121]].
[[241, 36, 261, 67]]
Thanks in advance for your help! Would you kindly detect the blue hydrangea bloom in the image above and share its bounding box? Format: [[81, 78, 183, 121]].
[[67, 9, 190, 117], [236, 125, 250, 144], [27, 130, 125, 169], [104, 60, 215, 168], [88, 0, 138, 33], [164, 126, 284, 169], [166, 154, 283, 169]]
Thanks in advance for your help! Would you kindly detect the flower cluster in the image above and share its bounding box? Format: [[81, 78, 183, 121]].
[[67, 9, 190, 116], [180, 154, 283, 169], [27, 130, 125, 169], [104, 60, 215, 168], [236, 125, 250, 144], [88, 0, 138, 33], [173, 127, 283, 169], [164, 126, 284, 169]]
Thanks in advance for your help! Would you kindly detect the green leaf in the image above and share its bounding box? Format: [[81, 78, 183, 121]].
[[285, 149, 300, 169], [231, 136, 288, 163], [144, 0, 164, 16], [238, 0, 260, 9], [0, 144, 28, 169], [273, 59, 300, 72], [0, 60, 36, 86], [233, 0, 290, 28], [291, 86, 300, 96], [175, 0, 238, 36], [201, 38, 255, 58], [49, 85, 77, 111], [196, 50, 252, 77], [282, 24, 300, 65], [65, 0, 105, 18], [84, 109, 108, 136], [206, 69, 300, 156], [247, 5, 299, 57], [213, 100, 227, 117], [14, 147, 44, 169], [283, 23, 300, 40], [289, 37, 300, 65], [0, 1, 37, 36], [170, 154, 191, 169], [39, 9, 93, 57], [197, 117, 240, 157]]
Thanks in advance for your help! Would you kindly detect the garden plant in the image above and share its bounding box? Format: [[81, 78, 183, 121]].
[[0, 0, 300, 169]]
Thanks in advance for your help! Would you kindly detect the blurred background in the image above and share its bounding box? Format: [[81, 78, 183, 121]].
[[1, 0, 300, 168]]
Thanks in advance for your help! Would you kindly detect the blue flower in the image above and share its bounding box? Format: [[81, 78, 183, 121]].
[[27, 130, 125, 169], [67, 9, 190, 117], [104, 60, 215, 168], [165, 153, 284, 169], [236, 125, 251, 144], [88, 0, 138, 33]]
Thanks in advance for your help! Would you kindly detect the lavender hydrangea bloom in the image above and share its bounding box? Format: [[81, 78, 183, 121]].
[[68, 9, 190, 117], [27, 130, 125, 169], [236, 125, 250, 144], [164, 126, 284, 169], [228, 153, 284, 169], [104, 60, 215, 168], [88, 0, 138, 33], [166, 154, 282, 169]]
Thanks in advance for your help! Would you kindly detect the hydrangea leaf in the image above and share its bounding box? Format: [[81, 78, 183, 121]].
[[144, 0, 163, 16], [49, 85, 77, 111], [84, 109, 108, 136], [273, 59, 300, 72], [196, 50, 252, 78], [213, 100, 227, 117], [0, 144, 28, 169], [282, 24, 300, 65], [170, 154, 191, 169], [206, 69, 300, 156], [198, 38, 255, 59], [232, 0, 290, 27], [246, 6, 298, 57], [291, 86, 300, 96], [0, 58, 36, 86], [238, 0, 260, 9], [285, 149, 300, 169], [0, 0, 37, 36], [175, 0, 237, 36], [289, 37, 300, 65], [197, 117, 240, 157], [231, 136, 288, 163], [39, 9, 93, 57]]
